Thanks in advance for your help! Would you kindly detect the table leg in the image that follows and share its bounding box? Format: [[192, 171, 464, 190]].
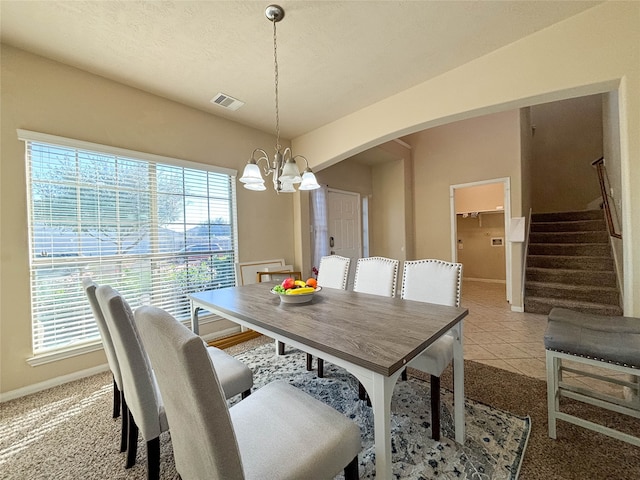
[[452, 321, 465, 443], [369, 371, 402, 480], [190, 303, 201, 335]]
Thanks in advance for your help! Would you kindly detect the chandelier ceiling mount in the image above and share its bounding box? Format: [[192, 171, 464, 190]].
[[239, 4, 320, 194]]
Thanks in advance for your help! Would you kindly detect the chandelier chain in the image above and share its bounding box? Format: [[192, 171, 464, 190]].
[[272, 18, 281, 151]]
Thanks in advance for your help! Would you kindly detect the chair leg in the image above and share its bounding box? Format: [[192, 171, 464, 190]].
[[147, 437, 160, 480], [113, 376, 121, 418], [358, 381, 367, 401], [430, 374, 441, 441], [344, 455, 359, 480], [401, 367, 408, 381], [126, 411, 139, 468], [306, 353, 313, 371], [241, 389, 251, 399], [277, 341, 285, 355], [120, 393, 128, 453], [317, 358, 324, 378]]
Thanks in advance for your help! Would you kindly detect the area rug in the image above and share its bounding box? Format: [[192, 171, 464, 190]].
[[0, 343, 530, 479], [232, 343, 531, 479]]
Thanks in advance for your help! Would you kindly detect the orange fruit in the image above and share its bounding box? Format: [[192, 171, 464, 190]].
[[306, 278, 318, 288]]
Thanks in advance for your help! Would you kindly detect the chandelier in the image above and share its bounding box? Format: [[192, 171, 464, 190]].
[[239, 4, 320, 193]]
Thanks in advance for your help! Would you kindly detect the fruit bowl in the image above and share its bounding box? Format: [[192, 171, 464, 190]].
[[271, 286, 322, 304]]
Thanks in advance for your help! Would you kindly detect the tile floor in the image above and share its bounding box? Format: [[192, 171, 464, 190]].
[[461, 280, 629, 398]]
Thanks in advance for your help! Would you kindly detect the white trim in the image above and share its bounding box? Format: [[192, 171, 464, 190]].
[[26, 314, 227, 366], [17, 129, 237, 177], [511, 305, 524, 312], [392, 138, 412, 149], [27, 341, 104, 366], [6, 323, 241, 403], [0, 364, 111, 403]]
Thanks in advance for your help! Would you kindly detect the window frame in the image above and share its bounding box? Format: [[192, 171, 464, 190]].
[[19, 129, 239, 363]]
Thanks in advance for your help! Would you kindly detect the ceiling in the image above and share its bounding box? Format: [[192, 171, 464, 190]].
[[0, 1, 600, 140]]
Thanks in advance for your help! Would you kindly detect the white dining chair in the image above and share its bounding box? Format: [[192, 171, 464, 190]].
[[353, 256, 399, 298], [400, 259, 463, 441], [308, 255, 351, 377], [135, 305, 361, 480], [96, 285, 254, 478], [353, 256, 400, 402], [82, 278, 128, 453]]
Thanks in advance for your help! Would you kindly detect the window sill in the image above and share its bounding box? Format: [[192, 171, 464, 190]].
[[27, 341, 104, 367], [26, 313, 228, 367]]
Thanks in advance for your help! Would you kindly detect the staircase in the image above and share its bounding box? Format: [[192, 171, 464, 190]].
[[524, 209, 622, 316]]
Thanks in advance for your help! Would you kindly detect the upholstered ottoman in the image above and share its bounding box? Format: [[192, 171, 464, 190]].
[[544, 307, 640, 446]]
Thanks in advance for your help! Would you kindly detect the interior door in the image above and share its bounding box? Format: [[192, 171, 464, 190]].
[[327, 189, 361, 287]]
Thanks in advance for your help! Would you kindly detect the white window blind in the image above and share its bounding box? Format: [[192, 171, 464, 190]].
[[21, 131, 238, 356]]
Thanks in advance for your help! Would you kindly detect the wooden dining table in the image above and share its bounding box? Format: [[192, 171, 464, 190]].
[[189, 283, 469, 480]]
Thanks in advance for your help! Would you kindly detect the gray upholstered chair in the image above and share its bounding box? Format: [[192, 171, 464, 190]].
[[353, 256, 399, 402], [96, 285, 254, 479], [308, 254, 351, 377], [545, 307, 640, 446], [82, 278, 128, 453], [135, 305, 361, 480], [400, 259, 463, 441]]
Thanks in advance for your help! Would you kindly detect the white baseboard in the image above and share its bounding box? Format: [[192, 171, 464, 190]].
[[511, 305, 524, 312], [0, 364, 110, 403], [200, 326, 242, 343]]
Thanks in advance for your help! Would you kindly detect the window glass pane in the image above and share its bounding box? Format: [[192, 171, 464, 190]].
[[25, 140, 238, 355]]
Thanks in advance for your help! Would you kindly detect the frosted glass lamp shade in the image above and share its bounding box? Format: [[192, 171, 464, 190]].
[[239, 162, 264, 184], [298, 170, 321, 190], [278, 159, 302, 184], [279, 182, 296, 193], [244, 181, 266, 191]]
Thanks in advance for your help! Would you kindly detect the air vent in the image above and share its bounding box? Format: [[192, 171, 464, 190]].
[[210, 93, 245, 111]]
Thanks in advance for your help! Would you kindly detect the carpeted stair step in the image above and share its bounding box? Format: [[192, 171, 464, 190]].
[[527, 255, 613, 271], [525, 281, 620, 305], [529, 231, 609, 244], [524, 296, 623, 316], [524, 209, 622, 315], [526, 267, 617, 287], [530, 219, 606, 233], [528, 243, 610, 257], [531, 210, 605, 222]]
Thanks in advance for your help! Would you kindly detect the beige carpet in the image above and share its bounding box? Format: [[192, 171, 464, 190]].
[[1, 336, 638, 479]]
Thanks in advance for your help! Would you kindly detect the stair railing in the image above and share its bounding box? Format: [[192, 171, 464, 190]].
[[592, 157, 622, 239]]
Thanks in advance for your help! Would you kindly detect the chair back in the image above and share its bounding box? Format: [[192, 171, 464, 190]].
[[135, 305, 244, 480], [353, 256, 399, 297], [82, 278, 123, 390], [317, 255, 351, 290], [96, 285, 165, 440], [401, 259, 462, 307]]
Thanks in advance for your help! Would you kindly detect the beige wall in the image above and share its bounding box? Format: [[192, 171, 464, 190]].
[[457, 213, 506, 281], [293, 1, 640, 315], [530, 94, 603, 212], [406, 110, 522, 302], [371, 159, 407, 261], [315, 159, 373, 196], [0, 46, 297, 394]]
